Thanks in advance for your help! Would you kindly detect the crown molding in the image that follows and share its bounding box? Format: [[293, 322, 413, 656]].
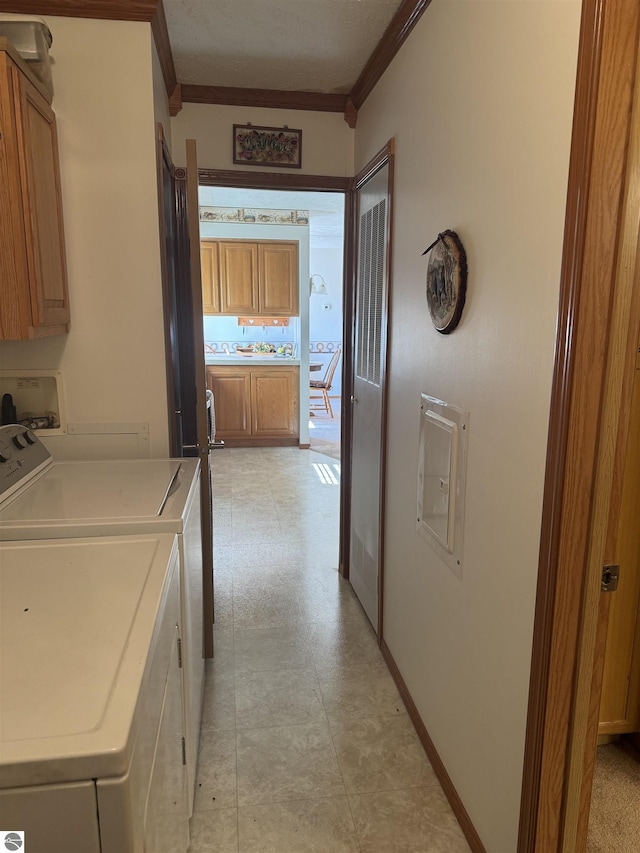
[[0, 0, 160, 21], [2, 0, 433, 123], [0, 1, 177, 105], [350, 0, 433, 109], [181, 84, 347, 115], [151, 0, 176, 95], [178, 0, 433, 123]]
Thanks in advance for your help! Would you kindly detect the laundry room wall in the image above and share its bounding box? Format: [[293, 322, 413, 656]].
[[353, 0, 582, 850], [171, 102, 354, 176], [0, 16, 170, 459]]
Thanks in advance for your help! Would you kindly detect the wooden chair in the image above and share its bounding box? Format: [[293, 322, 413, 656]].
[[310, 348, 341, 418]]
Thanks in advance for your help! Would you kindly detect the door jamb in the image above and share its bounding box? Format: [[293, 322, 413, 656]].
[[518, 0, 640, 850], [156, 124, 180, 456]]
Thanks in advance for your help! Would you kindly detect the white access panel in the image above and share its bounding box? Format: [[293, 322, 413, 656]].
[[417, 394, 469, 578]]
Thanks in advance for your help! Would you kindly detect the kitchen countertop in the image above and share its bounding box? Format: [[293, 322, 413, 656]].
[[205, 355, 300, 366]]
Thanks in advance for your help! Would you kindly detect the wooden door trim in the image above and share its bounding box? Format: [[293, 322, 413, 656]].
[[186, 139, 214, 659], [198, 169, 350, 192], [155, 123, 179, 455], [196, 168, 352, 581], [570, 48, 640, 853], [518, 0, 640, 850], [339, 181, 356, 580]]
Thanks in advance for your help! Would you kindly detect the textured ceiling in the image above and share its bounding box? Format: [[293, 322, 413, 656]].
[[164, 0, 402, 93]]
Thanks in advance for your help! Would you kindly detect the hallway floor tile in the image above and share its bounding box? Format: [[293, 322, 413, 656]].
[[188, 447, 470, 852]]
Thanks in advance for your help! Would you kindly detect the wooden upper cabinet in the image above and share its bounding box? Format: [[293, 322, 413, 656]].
[[202, 238, 299, 316], [219, 241, 259, 314], [200, 241, 220, 314], [0, 42, 70, 339], [259, 242, 298, 316]]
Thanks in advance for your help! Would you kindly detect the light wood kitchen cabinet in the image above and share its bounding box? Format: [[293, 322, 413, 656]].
[[200, 239, 298, 317], [219, 241, 259, 314], [258, 242, 299, 315], [206, 368, 252, 439], [200, 241, 221, 314], [206, 364, 299, 446], [0, 39, 70, 340]]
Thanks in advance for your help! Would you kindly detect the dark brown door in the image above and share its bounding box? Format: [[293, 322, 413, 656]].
[[157, 130, 214, 659], [185, 139, 214, 658]]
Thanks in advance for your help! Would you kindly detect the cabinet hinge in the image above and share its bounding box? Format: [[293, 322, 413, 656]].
[[181, 736, 186, 766], [601, 564, 620, 592], [177, 636, 182, 668]]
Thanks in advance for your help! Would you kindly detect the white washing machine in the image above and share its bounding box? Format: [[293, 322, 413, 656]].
[[0, 424, 206, 817], [0, 532, 189, 853]]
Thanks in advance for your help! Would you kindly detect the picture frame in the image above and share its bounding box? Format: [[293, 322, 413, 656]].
[[233, 124, 302, 168], [425, 230, 468, 334]]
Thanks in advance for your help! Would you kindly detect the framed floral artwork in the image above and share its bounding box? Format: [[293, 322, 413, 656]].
[[233, 124, 302, 168]]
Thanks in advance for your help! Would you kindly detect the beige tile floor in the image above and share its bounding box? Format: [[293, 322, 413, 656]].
[[189, 447, 470, 853]]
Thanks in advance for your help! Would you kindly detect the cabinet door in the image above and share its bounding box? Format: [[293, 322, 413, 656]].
[[0, 53, 69, 340], [251, 367, 299, 437], [206, 368, 252, 438], [16, 68, 70, 334], [258, 242, 299, 315], [200, 241, 220, 314], [219, 241, 259, 314]]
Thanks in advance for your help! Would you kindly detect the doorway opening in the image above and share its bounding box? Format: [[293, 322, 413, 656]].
[[198, 185, 345, 464]]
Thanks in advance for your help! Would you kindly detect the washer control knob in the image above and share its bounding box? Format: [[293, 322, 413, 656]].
[[24, 430, 36, 445], [12, 433, 28, 449], [0, 453, 8, 463]]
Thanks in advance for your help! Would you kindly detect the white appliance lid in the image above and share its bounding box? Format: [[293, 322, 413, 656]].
[[0, 533, 177, 787], [0, 459, 181, 523]]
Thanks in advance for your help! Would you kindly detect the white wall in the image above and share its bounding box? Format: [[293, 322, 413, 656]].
[[354, 1, 581, 850], [309, 246, 343, 396], [171, 103, 354, 175], [0, 18, 169, 458]]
